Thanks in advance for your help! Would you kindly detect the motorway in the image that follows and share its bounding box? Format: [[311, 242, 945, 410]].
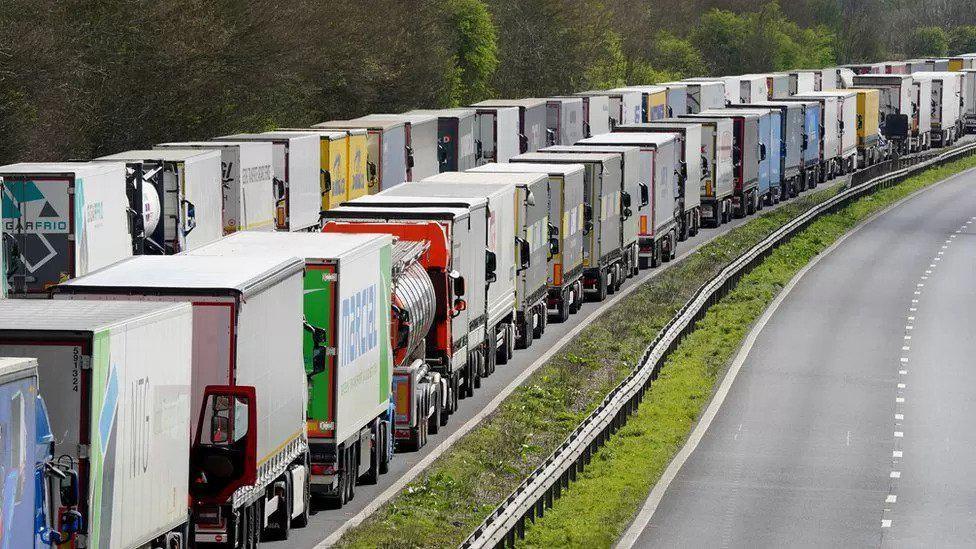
[[626, 167, 976, 547], [277, 176, 851, 548]]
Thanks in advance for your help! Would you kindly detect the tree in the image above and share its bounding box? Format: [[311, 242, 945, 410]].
[[445, 0, 499, 105], [949, 26, 976, 55], [906, 26, 950, 57]]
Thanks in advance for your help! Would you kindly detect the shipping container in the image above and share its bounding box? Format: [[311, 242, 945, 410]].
[[681, 80, 728, 113], [407, 109, 479, 172], [852, 88, 883, 166], [543, 97, 586, 146], [0, 356, 77, 547], [574, 90, 643, 127], [579, 132, 686, 266], [187, 231, 400, 501], [556, 94, 610, 138], [214, 132, 322, 231], [314, 120, 409, 193], [97, 149, 223, 253], [468, 163, 586, 322], [471, 99, 548, 153], [0, 162, 131, 295], [471, 105, 521, 163], [0, 299, 194, 549], [735, 102, 804, 198], [155, 141, 275, 234], [352, 114, 439, 181], [681, 110, 762, 217], [725, 107, 782, 202], [56, 255, 310, 546], [852, 74, 915, 153], [511, 152, 628, 300], [324, 198, 487, 396]]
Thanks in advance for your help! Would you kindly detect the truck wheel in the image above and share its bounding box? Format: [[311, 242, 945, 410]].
[[555, 290, 571, 323], [292, 469, 311, 528], [473, 359, 482, 389], [244, 503, 259, 548], [441, 380, 453, 426], [429, 391, 441, 435], [533, 305, 547, 338], [592, 270, 609, 302], [347, 448, 357, 502], [496, 325, 510, 365], [607, 266, 617, 294], [362, 423, 381, 485], [516, 314, 533, 349]]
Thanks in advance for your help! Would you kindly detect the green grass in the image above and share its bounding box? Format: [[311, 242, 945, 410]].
[[514, 155, 976, 548], [336, 155, 976, 548]]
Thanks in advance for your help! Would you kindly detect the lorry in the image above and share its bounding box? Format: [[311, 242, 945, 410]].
[[511, 151, 629, 300], [187, 231, 404, 505], [786, 94, 842, 180], [579, 133, 684, 266], [313, 120, 409, 193], [0, 355, 79, 547], [543, 97, 585, 146], [351, 114, 439, 181], [324, 198, 490, 402], [658, 83, 689, 118], [470, 99, 548, 154], [155, 141, 275, 234], [398, 173, 549, 349], [762, 73, 790, 99], [852, 74, 916, 154], [851, 88, 884, 166], [0, 162, 132, 296], [961, 69, 976, 133], [681, 110, 762, 217], [574, 90, 643, 127], [555, 94, 610, 138], [56, 255, 312, 546], [770, 99, 823, 188], [789, 70, 817, 95], [726, 107, 782, 204], [740, 102, 806, 198], [615, 121, 705, 234], [799, 91, 860, 172], [609, 86, 668, 122], [278, 127, 370, 206], [468, 163, 586, 322], [470, 105, 521, 164], [680, 80, 727, 113], [913, 71, 964, 146], [738, 75, 769, 103], [885, 61, 909, 75], [407, 109, 479, 172], [214, 132, 322, 231], [684, 78, 735, 105], [0, 299, 194, 548], [96, 149, 224, 253]]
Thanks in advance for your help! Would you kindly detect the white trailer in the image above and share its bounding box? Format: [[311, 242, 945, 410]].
[[801, 91, 859, 172], [0, 299, 194, 549], [681, 80, 728, 113], [557, 94, 610, 137], [545, 97, 586, 146], [353, 114, 440, 181], [0, 162, 132, 295], [961, 69, 976, 132], [574, 90, 643, 127], [790, 71, 817, 95], [188, 231, 396, 505], [56, 255, 311, 546], [739, 75, 769, 103], [792, 94, 842, 177], [914, 71, 963, 146], [97, 149, 223, 254], [155, 141, 275, 234], [471, 105, 521, 163], [852, 74, 916, 153], [215, 132, 321, 231]]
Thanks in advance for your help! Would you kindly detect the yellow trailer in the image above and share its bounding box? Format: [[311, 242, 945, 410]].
[[346, 129, 369, 201], [852, 88, 882, 166]]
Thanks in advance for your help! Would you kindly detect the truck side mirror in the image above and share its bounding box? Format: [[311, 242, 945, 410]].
[[640, 184, 649, 207], [450, 270, 465, 296], [181, 199, 196, 235], [621, 191, 632, 208], [549, 237, 560, 256], [759, 143, 767, 161], [367, 162, 378, 187], [58, 468, 80, 507], [518, 238, 531, 271], [452, 298, 467, 317], [485, 251, 497, 283]]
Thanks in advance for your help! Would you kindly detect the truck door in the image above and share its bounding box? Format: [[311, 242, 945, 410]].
[[2, 176, 73, 294], [303, 264, 337, 440]]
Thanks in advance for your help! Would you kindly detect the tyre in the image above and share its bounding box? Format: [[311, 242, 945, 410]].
[[496, 326, 510, 365], [554, 292, 571, 322], [378, 422, 391, 474], [592, 270, 608, 302], [533, 306, 546, 338]]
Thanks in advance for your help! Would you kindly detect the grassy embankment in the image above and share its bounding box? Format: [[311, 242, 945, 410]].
[[337, 155, 976, 548], [516, 155, 976, 547]]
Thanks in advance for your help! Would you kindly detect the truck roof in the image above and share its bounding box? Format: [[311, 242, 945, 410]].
[[352, 193, 488, 209], [0, 299, 189, 333], [314, 119, 404, 131], [59, 255, 304, 296], [609, 85, 665, 94], [0, 357, 36, 383], [355, 113, 439, 126], [97, 149, 219, 162], [422, 171, 547, 187], [385, 180, 516, 201], [513, 151, 619, 164], [698, 109, 760, 120], [273, 128, 356, 139], [156, 141, 275, 150], [579, 132, 678, 147], [470, 98, 547, 109], [0, 161, 124, 177], [543, 96, 583, 105], [324, 204, 474, 221], [216, 132, 316, 144], [407, 108, 476, 119], [620, 121, 701, 134], [188, 232, 391, 263], [793, 91, 856, 99], [468, 162, 585, 177]]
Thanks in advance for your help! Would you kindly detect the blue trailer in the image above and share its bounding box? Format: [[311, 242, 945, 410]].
[[733, 101, 804, 200], [780, 99, 823, 190], [727, 107, 783, 205], [0, 356, 77, 548]]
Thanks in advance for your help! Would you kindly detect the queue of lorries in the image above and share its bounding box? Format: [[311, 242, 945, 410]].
[[2, 53, 975, 548]]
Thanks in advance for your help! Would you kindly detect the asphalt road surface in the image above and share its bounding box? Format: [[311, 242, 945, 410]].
[[631, 167, 976, 547], [276, 176, 852, 548]]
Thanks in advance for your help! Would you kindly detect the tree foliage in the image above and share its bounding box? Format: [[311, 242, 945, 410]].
[[906, 26, 950, 57]]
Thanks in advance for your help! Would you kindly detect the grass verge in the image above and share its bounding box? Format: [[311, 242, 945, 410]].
[[513, 155, 976, 548], [335, 155, 971, 549]]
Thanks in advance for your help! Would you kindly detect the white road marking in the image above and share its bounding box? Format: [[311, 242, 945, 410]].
[[897, 383, 906, 389], [886, 495, 897, 503], [897, 397, 905, 403], [930, 264, 936, 267], [905, 325, 914, 330], [882, 519, 892, 528], [846, 430, 851, 446], [890, 471, 901, 478], [900, 357, 909, 363], [914, 291, 922, 295], [899, 370, 907, 375], [925, 270, 932, 274], [904, 335, 912, 340], [909, 308, 917, 312], [895, 414, 904, 420], [907, 316, 915, 320], [893, 450, 903, 458], [921, 276, 928, 280], [902, 346, 910, 351], [895, 431, 904, 437]]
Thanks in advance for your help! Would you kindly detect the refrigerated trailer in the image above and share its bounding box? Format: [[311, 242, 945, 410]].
[[544, 97, 586, 146], [851, 88, 884, 166], [961, 69, 976, 132], [787, 94, 842, 180], [738, 75, 769, 103], [609, 86, 668, 122], [0, 162, 132, 296], [725, 107, 782, 203], [556, 94, 610, 138], [615, 121, 704, 239], [468, 163, 586, 322], [314, 120, 409, 193], [574, 89, 643, 127], [681, 111, 762, 217], [56, 255, 311, 546], [96, 149, 223, 254], [471, 105, 521, 163], [743, 102, 807, 198], [188, 231, 400, 505], [214, 132, 322, 231], [274, 129, 353, 212], [354, 114, 439, 181], [762, 73, 790, 99], [680, 81, 727, 113], [799, 91, 859, 172], [512, 152, 628, 301], [407, 109, 479, 172], [0, 299, 194, 549], [789, 70, 816, 95], [659, 83, 689, 118], [471, 99, 549, 154], [578, 132, 684, 266], [155, 141, 275, 234], [852, 74, 915, 154], [913, 71, 964, 146]]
